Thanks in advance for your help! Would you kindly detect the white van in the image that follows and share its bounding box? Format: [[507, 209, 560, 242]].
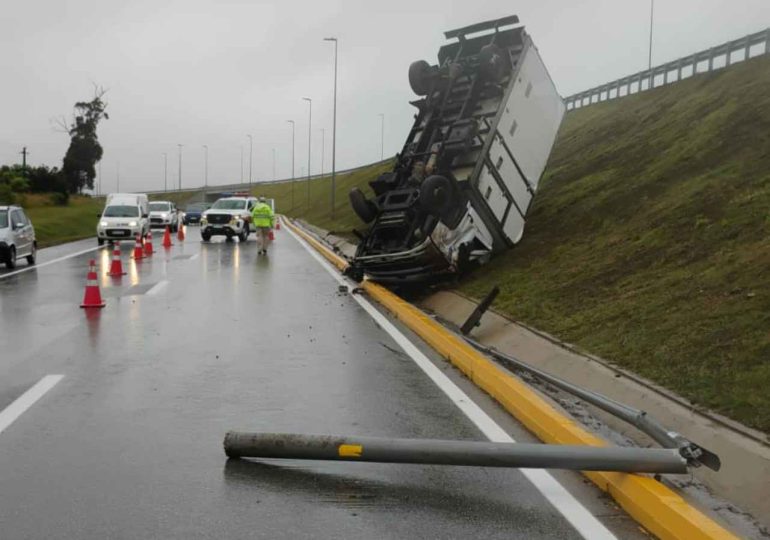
[[97, 193, 150, 245]]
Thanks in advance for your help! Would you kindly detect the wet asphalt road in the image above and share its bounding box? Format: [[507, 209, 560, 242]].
[[0, 228, 640, 539]]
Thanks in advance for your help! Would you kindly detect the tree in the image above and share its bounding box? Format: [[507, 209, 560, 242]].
[[61, 86, 109, 194]]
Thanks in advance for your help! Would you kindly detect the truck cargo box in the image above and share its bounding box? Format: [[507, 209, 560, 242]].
[[347, 15, 565, 284]]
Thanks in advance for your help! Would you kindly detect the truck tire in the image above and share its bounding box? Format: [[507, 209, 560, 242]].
[[408, 60, 433, 96], [238, 230, 248, 243], [349, 188, 377, 224], [420, 175, 453, 216], [479, 44, 507, 82], [201, 231, 211, 242]]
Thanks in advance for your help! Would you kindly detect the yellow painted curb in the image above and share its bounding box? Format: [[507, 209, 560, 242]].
[[285, 218, 738, 540]]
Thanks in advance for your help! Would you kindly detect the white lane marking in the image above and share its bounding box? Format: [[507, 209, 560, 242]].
[[284, 225, 617, 540], [0, 244, 105, 280], [189, 253, 200, 261], [0, 375, 64, 435], [146, 280, 169, 296]]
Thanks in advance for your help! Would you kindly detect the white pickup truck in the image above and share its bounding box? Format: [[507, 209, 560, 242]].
[[347, 15, 565, 284]]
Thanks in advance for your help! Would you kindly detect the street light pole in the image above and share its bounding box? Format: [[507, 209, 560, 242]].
[[378, 113, 384, 161], [247, 135, 253, 190], [272, 148, 276, 181], [240, 145, 244, 183], [287, 120, 295, 212], [163, 153, 167, 192], [302, 97, 312, 207], [116, 161, 120, 192], [324, 36, 338, 218], [202, 145, 208, 188], [648, 0, 654, 89], [320, 128, 325, 180], [177, 144, 183, 191]]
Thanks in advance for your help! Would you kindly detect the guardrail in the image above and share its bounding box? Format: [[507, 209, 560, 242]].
[[144, 157, 393, 196], [565, 27, 770, 111]]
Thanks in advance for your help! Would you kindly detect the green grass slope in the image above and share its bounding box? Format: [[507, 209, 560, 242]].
[[460, 55, 770, 431]]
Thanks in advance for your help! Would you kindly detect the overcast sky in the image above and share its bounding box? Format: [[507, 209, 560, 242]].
[[1, 0, 769, 193]]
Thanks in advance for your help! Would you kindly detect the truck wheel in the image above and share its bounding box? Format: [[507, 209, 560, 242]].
[[5, 247, 16, 269], [349, 188, 377, 223], [408, 60, 433, 96], [420, 175, 453, 216], [201, 231, 211, 242], [238, 230, 248, 243], [479, 44, 507, 82]]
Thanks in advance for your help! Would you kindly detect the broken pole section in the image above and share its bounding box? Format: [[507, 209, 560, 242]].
[[223, 432, 688, 474]]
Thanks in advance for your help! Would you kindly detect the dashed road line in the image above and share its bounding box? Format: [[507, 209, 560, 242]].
[[0, 375, 64, 436], [146, 280, 169, 296]]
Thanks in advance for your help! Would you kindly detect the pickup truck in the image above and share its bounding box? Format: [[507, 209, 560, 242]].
[[347, 15, 565, 284]]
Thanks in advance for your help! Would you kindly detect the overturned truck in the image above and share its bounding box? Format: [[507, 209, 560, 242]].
[[347, 15, 565, 284]]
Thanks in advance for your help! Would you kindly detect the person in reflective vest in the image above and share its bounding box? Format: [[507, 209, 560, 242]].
[[251, 197, 275, 255]]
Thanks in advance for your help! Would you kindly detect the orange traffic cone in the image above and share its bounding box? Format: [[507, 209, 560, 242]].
[[162, 226, 174, 248], [132, 234, 145, 260], [268, 230, 275, 241], [107, 242, 126, 276], [144, 231, 154, 256], [80, 259, 106, 308], [275, 220, 281, 230], [177, 223, 185, 241]]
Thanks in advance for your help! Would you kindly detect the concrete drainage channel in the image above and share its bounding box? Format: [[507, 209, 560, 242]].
[[223, 217, 756, 540]]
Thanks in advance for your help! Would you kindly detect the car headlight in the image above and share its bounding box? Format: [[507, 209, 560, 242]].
[[128, 221, 138, 227], [100, 221, 108, 227], [160, 213, 168, 219], [230, 217, 240, 224]]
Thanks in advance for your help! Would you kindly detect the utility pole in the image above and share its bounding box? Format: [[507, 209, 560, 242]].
[[302, 97, 312, 207], [20, 147, 28, 174], [378, 113, 384, 160], [324, 37, 338, 218], [177, 144, 183, 191], [272, 148, 276, 181], [247, 135, 253, 190], [98, 161, 102, 197], [163, 153, 168, 192], [240, 145, 244, 183], [117, 161, 121, 192], [648, 0, 654, 89], [287, 120, 295, 212], [202, 145, 208, 188], [320, 128, 325, 180]]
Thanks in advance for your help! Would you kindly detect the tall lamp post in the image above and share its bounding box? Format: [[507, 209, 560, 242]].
[[378, 113, 384, 160], [272, 148, 276, 181], [177, 144, 183, 191], [163, 153, 167, 192], [302, 97, 312, 207], [319, 128, 325, 180], [287, 120, 295, 212], [247, 135, 253, 191], [323, 36, 338, 218], [116, 161, 120, 192], [240, 145, 244, 183], [202, 145, 208, 188], [648, 0, 654, 89]]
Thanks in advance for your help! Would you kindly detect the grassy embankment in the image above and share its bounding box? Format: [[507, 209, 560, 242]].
[[274, 56, 770, 432]]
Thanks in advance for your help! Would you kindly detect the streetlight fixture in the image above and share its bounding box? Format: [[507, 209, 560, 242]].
[[202, 145, 208, 188], [324, 36, 338, 218], [163, 153, 167, 192], [247, 135, 253, 190], [302, 97, 312, 206], [378, 113, 385, 161], [287, 120, 295, 212], [177, 144, 183, 191]]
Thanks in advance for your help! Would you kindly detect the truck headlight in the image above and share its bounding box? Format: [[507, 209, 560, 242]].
[[230, 217, 240, 225], [201, 217, 208, 224], [128, 221, 138, 227], [100, 221, 108, 227], [160, 213, 168, 219]]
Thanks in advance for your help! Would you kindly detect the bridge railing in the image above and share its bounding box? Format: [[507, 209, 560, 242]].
[[565, 27, 770, 111]]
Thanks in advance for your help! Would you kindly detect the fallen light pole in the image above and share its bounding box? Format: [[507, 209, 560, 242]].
[[223, 432, 688, 474]]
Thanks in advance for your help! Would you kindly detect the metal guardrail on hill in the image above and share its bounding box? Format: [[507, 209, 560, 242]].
[[144, 157, 393, 195], [565, 27, 770, 111]]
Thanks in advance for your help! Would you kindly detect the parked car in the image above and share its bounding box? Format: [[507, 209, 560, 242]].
[[347, 15, 564, 284], [148, 201, 180, 231], [183, 202, 211, 225], [96, 193, 150, 245], [0, 205, 36, 269], [200, 196, 257, 242]]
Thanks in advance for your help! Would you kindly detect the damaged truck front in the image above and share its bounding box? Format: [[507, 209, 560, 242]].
[[347, 15, 565, 284]]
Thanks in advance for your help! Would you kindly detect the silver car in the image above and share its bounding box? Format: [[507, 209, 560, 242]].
[[0, 205, 36, 269]]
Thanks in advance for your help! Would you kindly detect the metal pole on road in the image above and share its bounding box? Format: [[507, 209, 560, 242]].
[[240, 145, 244, 183], [378, 113, 384, 160], [324, 36, 338, 219], [287, 120, 295, 212], [302, 97, 312, 207], [116, 161, 120, 192], [177, 144, 183, 191], [272, 147, 276, 181], [319, 128, 325, 180], [163, 153, 167, 192], [648, 0, 654, 89], [247, 135, 253, 191], [202, 145, 208, 188], [223, 432, 688, 474]]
